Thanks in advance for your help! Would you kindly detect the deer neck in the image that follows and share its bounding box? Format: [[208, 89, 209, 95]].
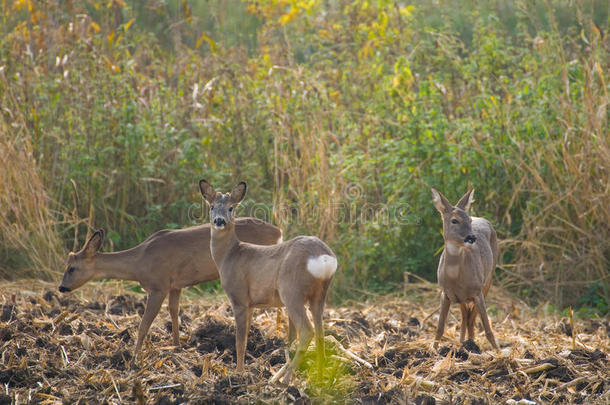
[[443, 241, 467, 278], [93, 250, 141, 282], [209, 223, 239, 269]]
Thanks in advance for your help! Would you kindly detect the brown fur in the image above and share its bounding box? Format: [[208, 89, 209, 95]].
[[58, 218, 282, 359], [431, 188, 499, 350], [200, 180, 337, 382]]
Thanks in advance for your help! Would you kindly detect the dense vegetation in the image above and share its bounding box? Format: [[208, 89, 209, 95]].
[[1, 0, 608, 312]]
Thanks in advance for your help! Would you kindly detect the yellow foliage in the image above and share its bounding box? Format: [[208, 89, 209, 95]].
[[399, 5, 415, 17], [124, 18, 135, 31], [104, 56, 120, 73], [329, 90, 340, 103], [392, 75, 400, 88], [279, 7, 299, 25], [12, 0, 33, 12], [89, 21, 101, 33], [195, 32, 217, 53]]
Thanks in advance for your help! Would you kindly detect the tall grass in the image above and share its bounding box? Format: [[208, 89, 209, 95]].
[[496, 37, 609, 307], [0, 0, 607, 310], [0, 72, 63, 279]]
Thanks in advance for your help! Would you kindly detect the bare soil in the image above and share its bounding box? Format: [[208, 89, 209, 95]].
[[1, 281, 608, 404]]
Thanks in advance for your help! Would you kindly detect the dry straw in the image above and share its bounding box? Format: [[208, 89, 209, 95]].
[[0, 72, 63, 280], [1, 280, 607, 403]]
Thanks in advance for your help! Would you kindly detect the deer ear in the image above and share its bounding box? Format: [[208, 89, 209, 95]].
[[431, 188, 452, 214], [199, 179, 216, 205], [230, 182, 247, 204], [456, 189, 475, 212], [85, 229, 104, 256]]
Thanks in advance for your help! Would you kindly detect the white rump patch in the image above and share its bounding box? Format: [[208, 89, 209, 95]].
[[307, 255, 337, 279]]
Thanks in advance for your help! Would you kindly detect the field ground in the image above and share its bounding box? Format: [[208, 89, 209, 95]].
[[1, 280, 608, 404]]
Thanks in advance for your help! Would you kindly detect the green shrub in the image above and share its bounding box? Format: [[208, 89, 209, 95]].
[[0, 0, 607, 312]]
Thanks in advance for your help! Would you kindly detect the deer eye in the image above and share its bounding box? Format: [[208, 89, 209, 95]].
[[68, 266, 76, 274], [451, 219, 459, 224], [229, 207, 233, 212]]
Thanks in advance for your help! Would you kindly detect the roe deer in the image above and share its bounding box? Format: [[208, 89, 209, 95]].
[[199, 180, 337, 382], [431, 188, 499, 350], [58, 219, 282, 360]]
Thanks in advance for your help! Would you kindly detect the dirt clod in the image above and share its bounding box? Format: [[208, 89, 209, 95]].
[[57, 323, 73, 335], [560, 321, 573, 337], [0, 328, 12, 342], [118, 328, 132, 343], [43, 290, 57, 302], [449, 370, 470, 382], [110, 350, 132, 370], [568, 349, 606, 364], [191, 316, 235, 355], [153, 395, 172, 405], [438, 346, 451, 357], [1, 304, 15, 322], [415, 394, 436, 405], [462, 339, 481, 354], [108, 294, 145, 315]]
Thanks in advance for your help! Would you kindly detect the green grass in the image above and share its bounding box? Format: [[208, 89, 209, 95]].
[[0, 0, 607, 313]]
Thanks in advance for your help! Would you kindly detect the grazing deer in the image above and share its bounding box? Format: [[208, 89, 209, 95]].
[[199, 180, 337, 382], [431, 188, 499, 350], [58, 219, 282, 360]]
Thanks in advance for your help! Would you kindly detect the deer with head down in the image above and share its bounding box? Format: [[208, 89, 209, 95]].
[[58, 218, 282, 361], [199, 180, 337, 382], [431, 188, 499, 350]]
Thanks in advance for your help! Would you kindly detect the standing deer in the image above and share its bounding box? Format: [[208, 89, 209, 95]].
[[58, 218, 282, 360], [431, 188, 499, 350], [199, 180, 337, 382]]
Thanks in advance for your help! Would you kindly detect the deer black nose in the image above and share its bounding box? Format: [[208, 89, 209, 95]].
[[464, 235, 477, 244], [58, 286, 70, 293], [214, 218, 226, 227]]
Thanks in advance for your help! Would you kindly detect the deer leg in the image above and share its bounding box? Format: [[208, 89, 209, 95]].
[[281, 304, 313, 383], [467, 305, 477, 341], [283, 316, 296, 364], [233, 304, 252, 372], [474, 293, 498, 350], [168, 289, 181, 346], [459, 304, 468, 343], [134, 290, 167, 361], [287, 316, 297, 347], [310, 295, 326, 375], [434, 292, 450, 348]]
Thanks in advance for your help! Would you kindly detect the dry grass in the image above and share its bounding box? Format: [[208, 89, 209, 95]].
[[496, 41, 610, 307], [1, 279, 607, 404], [0, 72, 63, 280]]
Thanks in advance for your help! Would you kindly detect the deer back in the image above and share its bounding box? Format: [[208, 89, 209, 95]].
[[216, 236, 335, 308]]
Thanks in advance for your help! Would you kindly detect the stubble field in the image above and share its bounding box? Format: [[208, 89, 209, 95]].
[[1, 281, 608, 404]]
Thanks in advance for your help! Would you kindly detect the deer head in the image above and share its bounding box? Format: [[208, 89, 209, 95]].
[[199, 180, 247, 231], [431, 188, 477, 247], [58, 230, 104, 292]]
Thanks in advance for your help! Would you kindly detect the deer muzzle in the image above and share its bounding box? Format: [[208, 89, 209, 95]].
[[58, 286, 71, 293], [464, 235, 477, 244], [213, 218, 227, 229]]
